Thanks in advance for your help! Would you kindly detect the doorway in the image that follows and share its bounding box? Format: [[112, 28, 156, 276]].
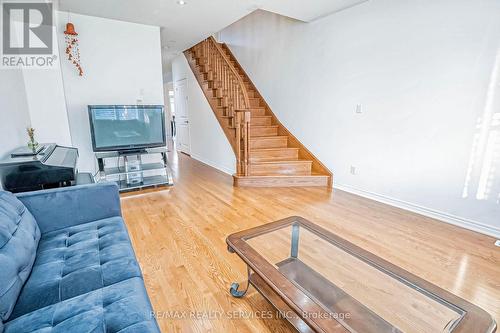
[[164, 82, 175, 139], [174, 78, 191, 155]]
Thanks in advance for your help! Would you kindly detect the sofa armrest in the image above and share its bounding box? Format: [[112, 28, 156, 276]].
[[16, 183, 122, 233]]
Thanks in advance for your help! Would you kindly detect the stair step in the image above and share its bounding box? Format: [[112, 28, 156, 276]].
[[249, 107, 266, 116], [246, 90, 258, 98], [204, 80, 220, 90], [251, 116, 272, 126], [195, 65, 204, 73], [233, 174, 330, 187], [249, 148, 299, 162], [249, 160, 313, 176], [249, 98, 261, 107], [215, 106, 228, 112], [209, 97, 223, 108], [249, 125, 278, 137], [249, 136, 287, 149]]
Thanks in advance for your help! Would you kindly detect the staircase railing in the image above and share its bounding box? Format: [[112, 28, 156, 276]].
[[199, 36, 251, 176]]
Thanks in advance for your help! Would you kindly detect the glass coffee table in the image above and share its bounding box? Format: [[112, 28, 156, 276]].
[[226, 216, 496, 333]]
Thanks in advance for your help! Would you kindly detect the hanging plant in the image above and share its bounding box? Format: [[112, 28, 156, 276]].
[[64, 22, 83, 76]]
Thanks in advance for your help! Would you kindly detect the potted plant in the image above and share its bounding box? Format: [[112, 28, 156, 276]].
[[27, 127, 38, 151]]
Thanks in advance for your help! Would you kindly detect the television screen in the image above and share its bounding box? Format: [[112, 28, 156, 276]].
[[88, 105, 166, 152]]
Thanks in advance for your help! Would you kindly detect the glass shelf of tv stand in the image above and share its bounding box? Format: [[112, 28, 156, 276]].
[[104, 162, 166, 176], [115, 174, 172, 191], [95, 147, 173, 192]]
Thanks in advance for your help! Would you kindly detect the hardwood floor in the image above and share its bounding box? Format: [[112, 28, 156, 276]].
[[121, 150, 499, 333]]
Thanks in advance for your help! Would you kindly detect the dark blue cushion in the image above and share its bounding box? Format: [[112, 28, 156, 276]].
[[16, 183, 122, 234], [0, 191, 40, 323], [10, 217, 142, 319], [3, 277, 160, 333]]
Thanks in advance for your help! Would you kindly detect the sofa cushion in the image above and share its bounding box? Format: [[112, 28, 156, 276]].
[[10, 216, 142, 319], [3, 277, 160, 333], [0, 191, 40, 322]]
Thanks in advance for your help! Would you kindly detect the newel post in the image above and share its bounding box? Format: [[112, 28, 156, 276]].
[[235, 111, 242, 175], [235, 109, 251, 176], [242, 110, 251, 176]]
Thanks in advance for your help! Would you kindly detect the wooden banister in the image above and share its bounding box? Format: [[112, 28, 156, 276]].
[[207, 37, 250, 106], [201, 37, 251, 176]]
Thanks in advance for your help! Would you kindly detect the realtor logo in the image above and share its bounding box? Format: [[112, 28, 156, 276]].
[[1, 1, 56, 68]]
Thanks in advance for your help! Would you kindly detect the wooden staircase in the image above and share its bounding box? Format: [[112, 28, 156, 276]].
[[185, 37, 332, 187]]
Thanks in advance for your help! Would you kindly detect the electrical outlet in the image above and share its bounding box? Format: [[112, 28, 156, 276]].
[[495, 240, 500, 247], [350, 166, 357, 175], [355, 104, 363, 114]]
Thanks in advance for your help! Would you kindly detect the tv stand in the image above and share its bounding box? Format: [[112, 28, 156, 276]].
[[118, 149, 148, 155], [95, 147, 173, 192]]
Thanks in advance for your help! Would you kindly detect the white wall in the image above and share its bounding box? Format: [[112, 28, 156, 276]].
[[57, 12, 165, 172], [21, 10, 72, 147], [0, 70, 31, 159], [22, 68, 72, 146], [172, 54, 236, 174], [219, 2, 500, 237], [0, 20, 31, 161]]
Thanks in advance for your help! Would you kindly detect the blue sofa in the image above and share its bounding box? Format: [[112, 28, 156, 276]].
[[0, 183, 160, 333]]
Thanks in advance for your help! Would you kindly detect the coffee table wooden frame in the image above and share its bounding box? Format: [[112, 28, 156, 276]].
[[226, 216, 497, 333]]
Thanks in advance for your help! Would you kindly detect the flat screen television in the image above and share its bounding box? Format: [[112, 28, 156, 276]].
[[88, 105, 166, 152]]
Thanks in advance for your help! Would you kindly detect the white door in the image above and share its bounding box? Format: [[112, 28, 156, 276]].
[[163, 83, 174, 138], [174, 79, 191, 154]]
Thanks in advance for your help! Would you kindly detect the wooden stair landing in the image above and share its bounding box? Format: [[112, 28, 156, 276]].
[[185, 38, 332, 187], [233, 174, 331, 187]]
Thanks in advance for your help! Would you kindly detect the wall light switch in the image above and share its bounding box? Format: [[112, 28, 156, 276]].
[[350, 166, 357, 175], [137, 88, 144, 104], [355, 104, 363, 114]]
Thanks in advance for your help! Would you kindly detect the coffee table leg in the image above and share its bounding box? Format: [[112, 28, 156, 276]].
[[291, 223, 300, 258], [230, 266, 251, 298]]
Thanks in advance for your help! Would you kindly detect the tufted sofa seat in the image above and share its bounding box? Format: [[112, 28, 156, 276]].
[[0, 183, 160, 333]]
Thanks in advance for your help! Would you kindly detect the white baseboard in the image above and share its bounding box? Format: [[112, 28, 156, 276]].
[[334, 183, 500, 239], [190, 154, 235, 175]]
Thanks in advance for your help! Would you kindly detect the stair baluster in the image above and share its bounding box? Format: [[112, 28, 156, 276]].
[[200, 37, 251, 176]]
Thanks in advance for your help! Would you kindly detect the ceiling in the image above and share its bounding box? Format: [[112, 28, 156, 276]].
[[58, 0, 368, 74]]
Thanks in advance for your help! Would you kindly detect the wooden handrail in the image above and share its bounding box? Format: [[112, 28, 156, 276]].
[[207, 37, 250, 107], [198, 37, 251, 176]]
